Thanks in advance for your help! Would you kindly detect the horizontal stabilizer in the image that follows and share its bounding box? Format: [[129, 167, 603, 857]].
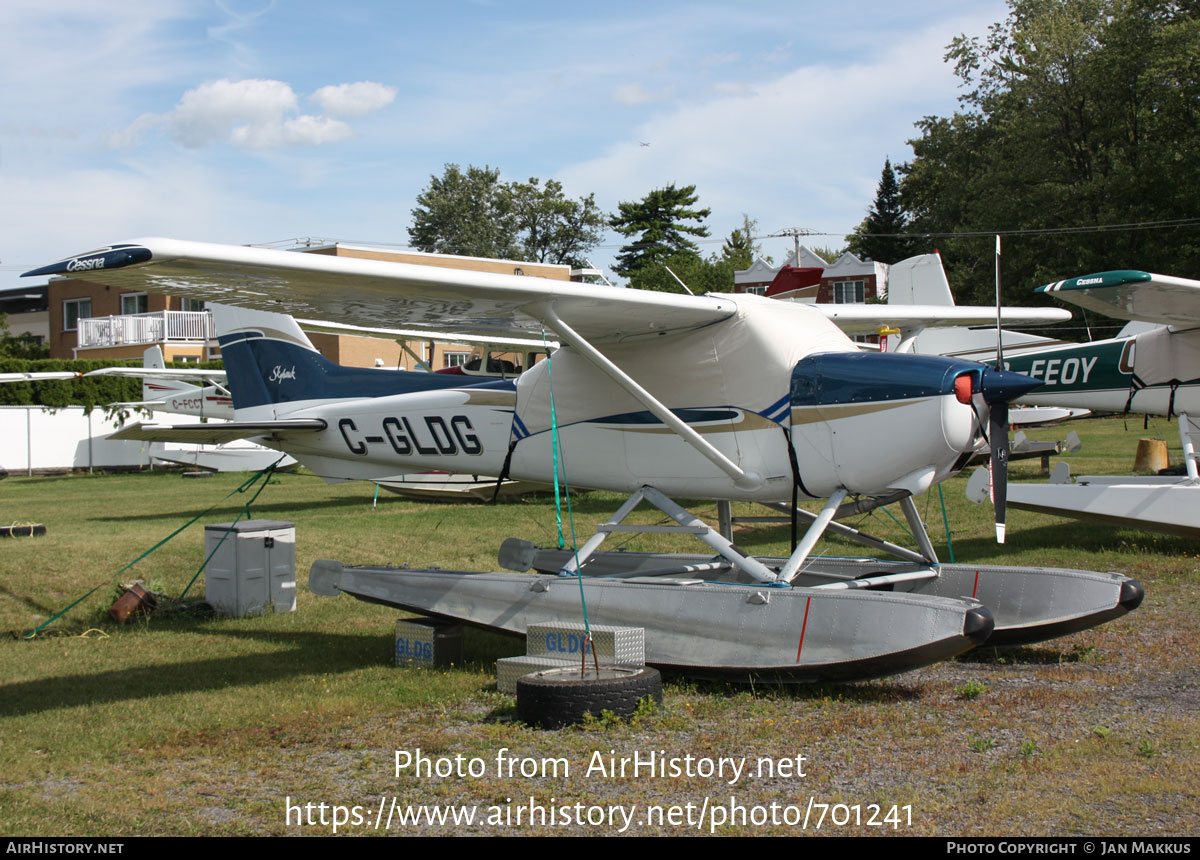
[[108, 419, 326, 444], [84, 367, 228, 382], [0, 371, 80, 383]]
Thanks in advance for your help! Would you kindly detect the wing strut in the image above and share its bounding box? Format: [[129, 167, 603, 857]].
[[535, 306, 763, 490]]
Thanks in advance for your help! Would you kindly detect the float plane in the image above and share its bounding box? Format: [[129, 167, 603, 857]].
[[24, 239, 1143, 681], [965, 271, 1200, 538]]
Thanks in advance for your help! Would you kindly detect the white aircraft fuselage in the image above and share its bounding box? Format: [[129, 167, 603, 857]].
[[212, 300, 1018, 503]]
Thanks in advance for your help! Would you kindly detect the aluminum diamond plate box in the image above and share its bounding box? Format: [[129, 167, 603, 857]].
[[525, 622, 645, 665], [395, 618, 463, 667], [496, 655, 579, 694]]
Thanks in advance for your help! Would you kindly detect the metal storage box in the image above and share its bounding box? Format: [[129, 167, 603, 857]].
[[204, 519, 296, 617], [525, 621, 645, 665], [496, 655, 578, 693], [395, 618, 464, 667], [496, 622, 646, 693]]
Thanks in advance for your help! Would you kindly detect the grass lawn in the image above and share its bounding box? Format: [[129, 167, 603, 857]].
[[0, 415, 1196, 836]]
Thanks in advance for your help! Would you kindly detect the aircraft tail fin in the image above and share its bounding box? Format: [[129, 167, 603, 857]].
[[139, 345, 198, 402], [887, 252, 955, 306], [143, 346, 166, 369], [210, 304, 491, 416]]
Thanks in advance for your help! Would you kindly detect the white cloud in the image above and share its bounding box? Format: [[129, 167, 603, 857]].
[[310, 82, 397, 118], [281, 115, 352, 147], [166, 78, 298, 147], [613, 82, 675, 106], [112, 78, 377, 149]]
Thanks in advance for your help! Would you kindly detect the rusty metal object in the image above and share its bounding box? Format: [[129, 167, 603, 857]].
[[108, 583, 158, 624]]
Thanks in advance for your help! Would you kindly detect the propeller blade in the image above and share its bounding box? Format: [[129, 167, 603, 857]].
[[974, 366, 1036, 544], [990, 401, 1009, 544]]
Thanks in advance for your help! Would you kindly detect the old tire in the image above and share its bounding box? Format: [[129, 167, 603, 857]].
[[517, 665, 662, 729]]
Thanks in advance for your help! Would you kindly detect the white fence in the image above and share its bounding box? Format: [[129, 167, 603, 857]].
[[77, 311, 213, 350], [0, 406, 202, 474]]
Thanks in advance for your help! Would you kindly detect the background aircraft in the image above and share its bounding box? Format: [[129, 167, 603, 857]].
[[966, 270, 1200, 538]]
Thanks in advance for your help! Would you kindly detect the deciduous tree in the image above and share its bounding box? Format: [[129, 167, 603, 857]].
[[409, 165, 607, 266], [409, 164, 519, 259], [901, 0, 1200, 306], [510, 178, 606, 267]]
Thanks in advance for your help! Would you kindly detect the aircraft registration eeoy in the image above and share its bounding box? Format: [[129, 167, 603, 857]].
[[25, 239, 1143, 681], [965, 270, 1200, 539]]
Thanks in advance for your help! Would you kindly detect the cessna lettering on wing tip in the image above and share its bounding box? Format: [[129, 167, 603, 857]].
[[339, 415, 483, 457], [65, 256, 106, 272]]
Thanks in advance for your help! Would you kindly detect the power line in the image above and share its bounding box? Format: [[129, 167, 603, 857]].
[[861, 216, 1200, 239], [597, 215, 1200, 250], [756, 216, 1200, 242]]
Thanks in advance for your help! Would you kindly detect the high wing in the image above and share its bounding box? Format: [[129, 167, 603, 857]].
[[1037, 271, 1200, 326], [811, 304, 1072, 335], [24, 238, 734, 342]]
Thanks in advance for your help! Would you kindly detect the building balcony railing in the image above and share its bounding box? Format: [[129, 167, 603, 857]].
[[77, 311, 214, 349]]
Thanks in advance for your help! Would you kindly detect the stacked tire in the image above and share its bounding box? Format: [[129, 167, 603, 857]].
[[516, 665, 662, 729]]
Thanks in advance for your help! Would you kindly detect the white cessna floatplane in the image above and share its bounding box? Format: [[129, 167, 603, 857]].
[[25, 239, 1142, 681]]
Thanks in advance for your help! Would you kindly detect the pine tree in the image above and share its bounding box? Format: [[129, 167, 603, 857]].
[[610, 184, 711, 280], [846, 159, 913, 264]]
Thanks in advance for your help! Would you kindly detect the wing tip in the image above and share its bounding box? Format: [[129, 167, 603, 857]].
[[23, 245, 153, 278]]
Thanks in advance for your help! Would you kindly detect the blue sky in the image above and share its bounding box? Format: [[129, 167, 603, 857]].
[[1, 0, 1011, 290]]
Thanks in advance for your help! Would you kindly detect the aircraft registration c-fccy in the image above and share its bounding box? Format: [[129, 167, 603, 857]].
[[26, 239, 1143, 682]]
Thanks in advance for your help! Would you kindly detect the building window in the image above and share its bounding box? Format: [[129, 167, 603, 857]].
[[181, 298, 206, 312], [63, 298, 91, 331], [121, 293, 148, 315], [443, 352, 470, 368], [832, 280, 866, 303], [744, 285, 767, 295]]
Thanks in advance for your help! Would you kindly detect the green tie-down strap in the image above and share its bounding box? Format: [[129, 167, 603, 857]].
[[24, 457, 286, 639], [542, 329, 589, 639]]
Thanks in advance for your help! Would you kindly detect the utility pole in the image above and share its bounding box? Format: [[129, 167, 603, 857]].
[[765, 227, 820, 267]]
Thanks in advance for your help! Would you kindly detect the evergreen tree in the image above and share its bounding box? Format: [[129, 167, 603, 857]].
[[610, 184, 711, 282], [719, 214, 761, 269], [846, 158, 914, 264]]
